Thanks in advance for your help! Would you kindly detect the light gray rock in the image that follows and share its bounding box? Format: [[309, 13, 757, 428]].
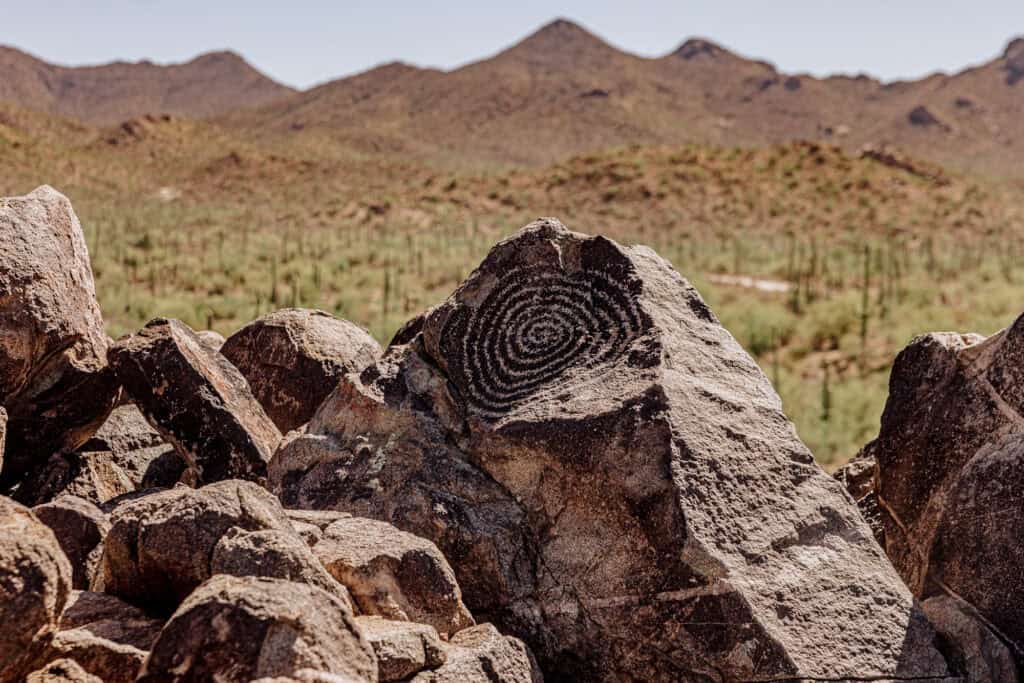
[[356, 617, 446, 682], [0, 186, 119, 485], [0, 496, 73, 682], [137, 575, 377, 682], [222, 308, 381, 433], [313, 516, 474, 638], [32, 496, 109, 589], [25, 659, 102, 683], [272, 220, 954, 681], [108, 318, 281, 485]]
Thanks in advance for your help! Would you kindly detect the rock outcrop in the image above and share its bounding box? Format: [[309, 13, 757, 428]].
[[221, 308, 381, 433], [271, 219, 952, 680], [863, 320, 1024, 665], [312, 516, 474, 637], [98, 479, 292, 613], [108, 318, 281, 485], [0, 496, 73, 682], [0, 186, 118, 486], [137, 575, 378, 682]]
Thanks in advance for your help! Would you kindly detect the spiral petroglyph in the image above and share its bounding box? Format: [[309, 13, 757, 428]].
[[440, 265, 648, 417]]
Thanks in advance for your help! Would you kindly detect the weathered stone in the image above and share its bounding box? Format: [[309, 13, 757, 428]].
[[0, 406, 6, 476], [285, 509, 352, 546], [409, 624, 538, 683], [0, 496, 73, 682], [0, 186, 119, 484], [272, 220, 953, 680], [99, 480, 292, 613], [865, 320, 1024, 664], [357, 617, 446, 682], [15, 450, 134, 507], [32, 496, 109, 589], [222, 308, 381, 433], [313, 517, 474, 638], [80, 404, 185, 487], [211, 526, 354, 611], [108, 318, 281, 485], [137, 575, 377, 682], [922, 595, 1019, 683], [195, 329, 226, 352], [834, 451, 885, 545], [25, 659, 102, 683]]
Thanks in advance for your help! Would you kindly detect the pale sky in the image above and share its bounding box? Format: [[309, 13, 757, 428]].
[[2, 1, 1022, 89]]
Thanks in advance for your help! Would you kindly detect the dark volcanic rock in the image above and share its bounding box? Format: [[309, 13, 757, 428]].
[[211, 526, 354, 611], [312, 516, 474, 637], [32, 496, 109, 589], [864, 320, 1024, 664], [221, 308, 382, 433], [271, 219, 953, 681], [922, 595, 1019, 682], [137, 575, 377, 682], [0, 186, 119, 485], [0, 496, 73, 682], [99, 479, 292, 613], [108, 318, 281, 485], [16, 450, 136, 506], [409, 623, 538, 683], [357, 617, 446, 682]]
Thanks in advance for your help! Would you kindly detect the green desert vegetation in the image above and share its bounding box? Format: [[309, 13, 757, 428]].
[[3, 111, 1023, 467]]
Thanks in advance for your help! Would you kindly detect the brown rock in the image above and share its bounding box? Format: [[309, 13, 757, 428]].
[[194, 329, 225, 352], [25, 659, 102, 683], [865, 321, 1024, 663], [357, 617, 446, 682], [99, 479, 292, 613], [313, 516, 474, 638], [32, 496, 109, 589], [409, 624, 538, 683], [16, 450, 136, 506], [0, 186, 119, 485], [0, 496, 73, 682], [137, 575, 377, 682], [222, 308, 381, 433], [0, 406, 6, 476], [922, 595, 1019, 682], [212, 526, 354, 611], [108, 318, 281, 485], [285, 510, 353, 546], [833, 451, 884, 545], [80, 404, 185, 488], [272, 220, 953, 680]]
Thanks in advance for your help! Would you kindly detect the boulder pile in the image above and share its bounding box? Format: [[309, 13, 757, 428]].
[[0, 186, 1015, 681]]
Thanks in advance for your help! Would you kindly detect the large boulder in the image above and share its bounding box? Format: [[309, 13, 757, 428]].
[[0, 496, 73, 682], [272, 220, 954, 681], [864, 319, 1024, 663], [98, 480, 292, 613], [312, 516, 474, 637], [137, 575, 377, 682], [222, 308, 381, 433], [0, 186, 119, 485], [32, 496, 109, 589], [108, 318, 281, 485]]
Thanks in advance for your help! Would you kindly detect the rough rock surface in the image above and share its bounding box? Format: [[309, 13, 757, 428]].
[[137, 575, 377, 682], [25, 659, 102, 683], [211, 526, 354, 610], [0, 186, 118, 484], [221, 308, 381, 433], [409, 624, 538, 683], [864, 320, 1024, 663], [195, 329, 226, 352], [108, 317, 281, 485], [32, 496, 109, 589], [80, 404, 185, 488], [0, 496, 73, 682], [99, 480, 292, 613], [0, 406, 6, 475], [357, 617, 446, 682], [833, 451, 884, 544], [313, 516, 474, 638], [922, 595, 1019, 682], [272, 220, 953, 680], [17, 450, 136, 506]]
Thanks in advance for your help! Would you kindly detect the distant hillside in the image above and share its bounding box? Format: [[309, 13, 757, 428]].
[[227, 20, 1024, 176], [0, 47, 295, 124]]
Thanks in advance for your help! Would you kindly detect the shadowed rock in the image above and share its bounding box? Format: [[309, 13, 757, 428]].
[[108, 318, 281, 485], [864, 318, 1024, 665], [33, 496, 109, 589], [0, 186, 119, 486], [0, 496, 73, 682], [922, 596, 1019, 682], [312, 516, 474, 638], [98, 480, 292, 613], [222, 308, 381, 433], [137, 575, 377, 682], [272, 219, 953, 680]]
